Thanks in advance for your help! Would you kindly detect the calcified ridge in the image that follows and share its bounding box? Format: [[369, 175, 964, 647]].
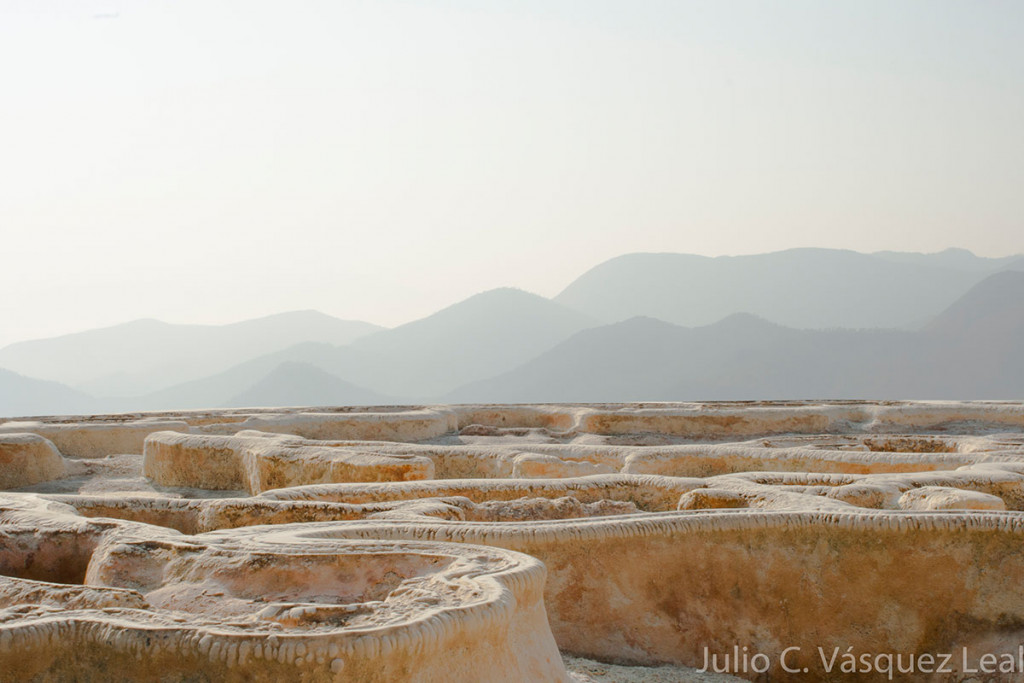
[[2, 401, 1024, 681]]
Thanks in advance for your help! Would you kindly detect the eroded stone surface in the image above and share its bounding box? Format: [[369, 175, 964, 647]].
[[0, 495, 564, 682], [0, 433, 66, 489], [2, 401, 1024, 680], [143, 431, 434, 494]]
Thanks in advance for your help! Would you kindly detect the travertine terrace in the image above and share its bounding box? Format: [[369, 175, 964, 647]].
[[3, 402, 1024, 681]]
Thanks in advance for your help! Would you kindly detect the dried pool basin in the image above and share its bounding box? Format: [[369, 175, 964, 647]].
[[0, 499, 568, 682]]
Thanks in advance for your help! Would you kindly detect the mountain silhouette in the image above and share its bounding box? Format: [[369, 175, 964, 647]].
[[0, 311, 381, 397], [0, 368, 97, 418], [451, 271, 1024, 402], [555, 248, 1023, 330], [225, 361, 391, 408], [3, 252, 1022, 417], [344, 287, 599, 397], [128, 288, 597, 410]]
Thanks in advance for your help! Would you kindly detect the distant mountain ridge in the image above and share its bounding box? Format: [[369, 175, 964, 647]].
[[345, 288, 599, 397], [226, 362, 391, 408], [2, 249, 1022, 417], [555, 247, 1024, 330], [126, 288, 599, 410], [870, 247, 1022, 271], [0, 310, 382, 397], [451, 271, 1024, 402], [0, 369, 96, 418]]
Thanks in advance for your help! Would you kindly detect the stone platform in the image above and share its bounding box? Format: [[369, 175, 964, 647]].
[[2, 401, 1024, 681]]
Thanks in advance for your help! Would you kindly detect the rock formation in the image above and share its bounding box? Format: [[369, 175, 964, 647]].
[[2, 401, 1024, 680]]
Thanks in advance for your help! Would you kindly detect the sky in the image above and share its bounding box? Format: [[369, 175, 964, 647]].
[[1, 0, 1022, 348]]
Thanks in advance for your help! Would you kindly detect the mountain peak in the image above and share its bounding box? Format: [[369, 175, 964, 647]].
[[453, 287, 551, 307], [707, 312, 778, 331], [226, 361, 388, 408], [927, 270, 1024, 334]]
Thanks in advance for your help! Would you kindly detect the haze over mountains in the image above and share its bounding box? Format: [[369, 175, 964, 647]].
[[131, 288, 595, 410], [453, 271, 1024, 402], [2, 248, 1022, 416], [0, 369, 96, 417], [226, 362, 392, 409], [0, 311, 381, 397], [556, 248, 1023, 329]]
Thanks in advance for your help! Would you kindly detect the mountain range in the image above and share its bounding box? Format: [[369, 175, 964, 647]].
[[0, 310, 381, 397], [555, 247, 1023, 329], [452, 272, 1024, 402], [1, 248, 1021, 417], [127, 288, 596, 410]]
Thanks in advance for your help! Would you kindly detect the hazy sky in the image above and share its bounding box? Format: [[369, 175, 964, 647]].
[[2, 0, 1022, 348]]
